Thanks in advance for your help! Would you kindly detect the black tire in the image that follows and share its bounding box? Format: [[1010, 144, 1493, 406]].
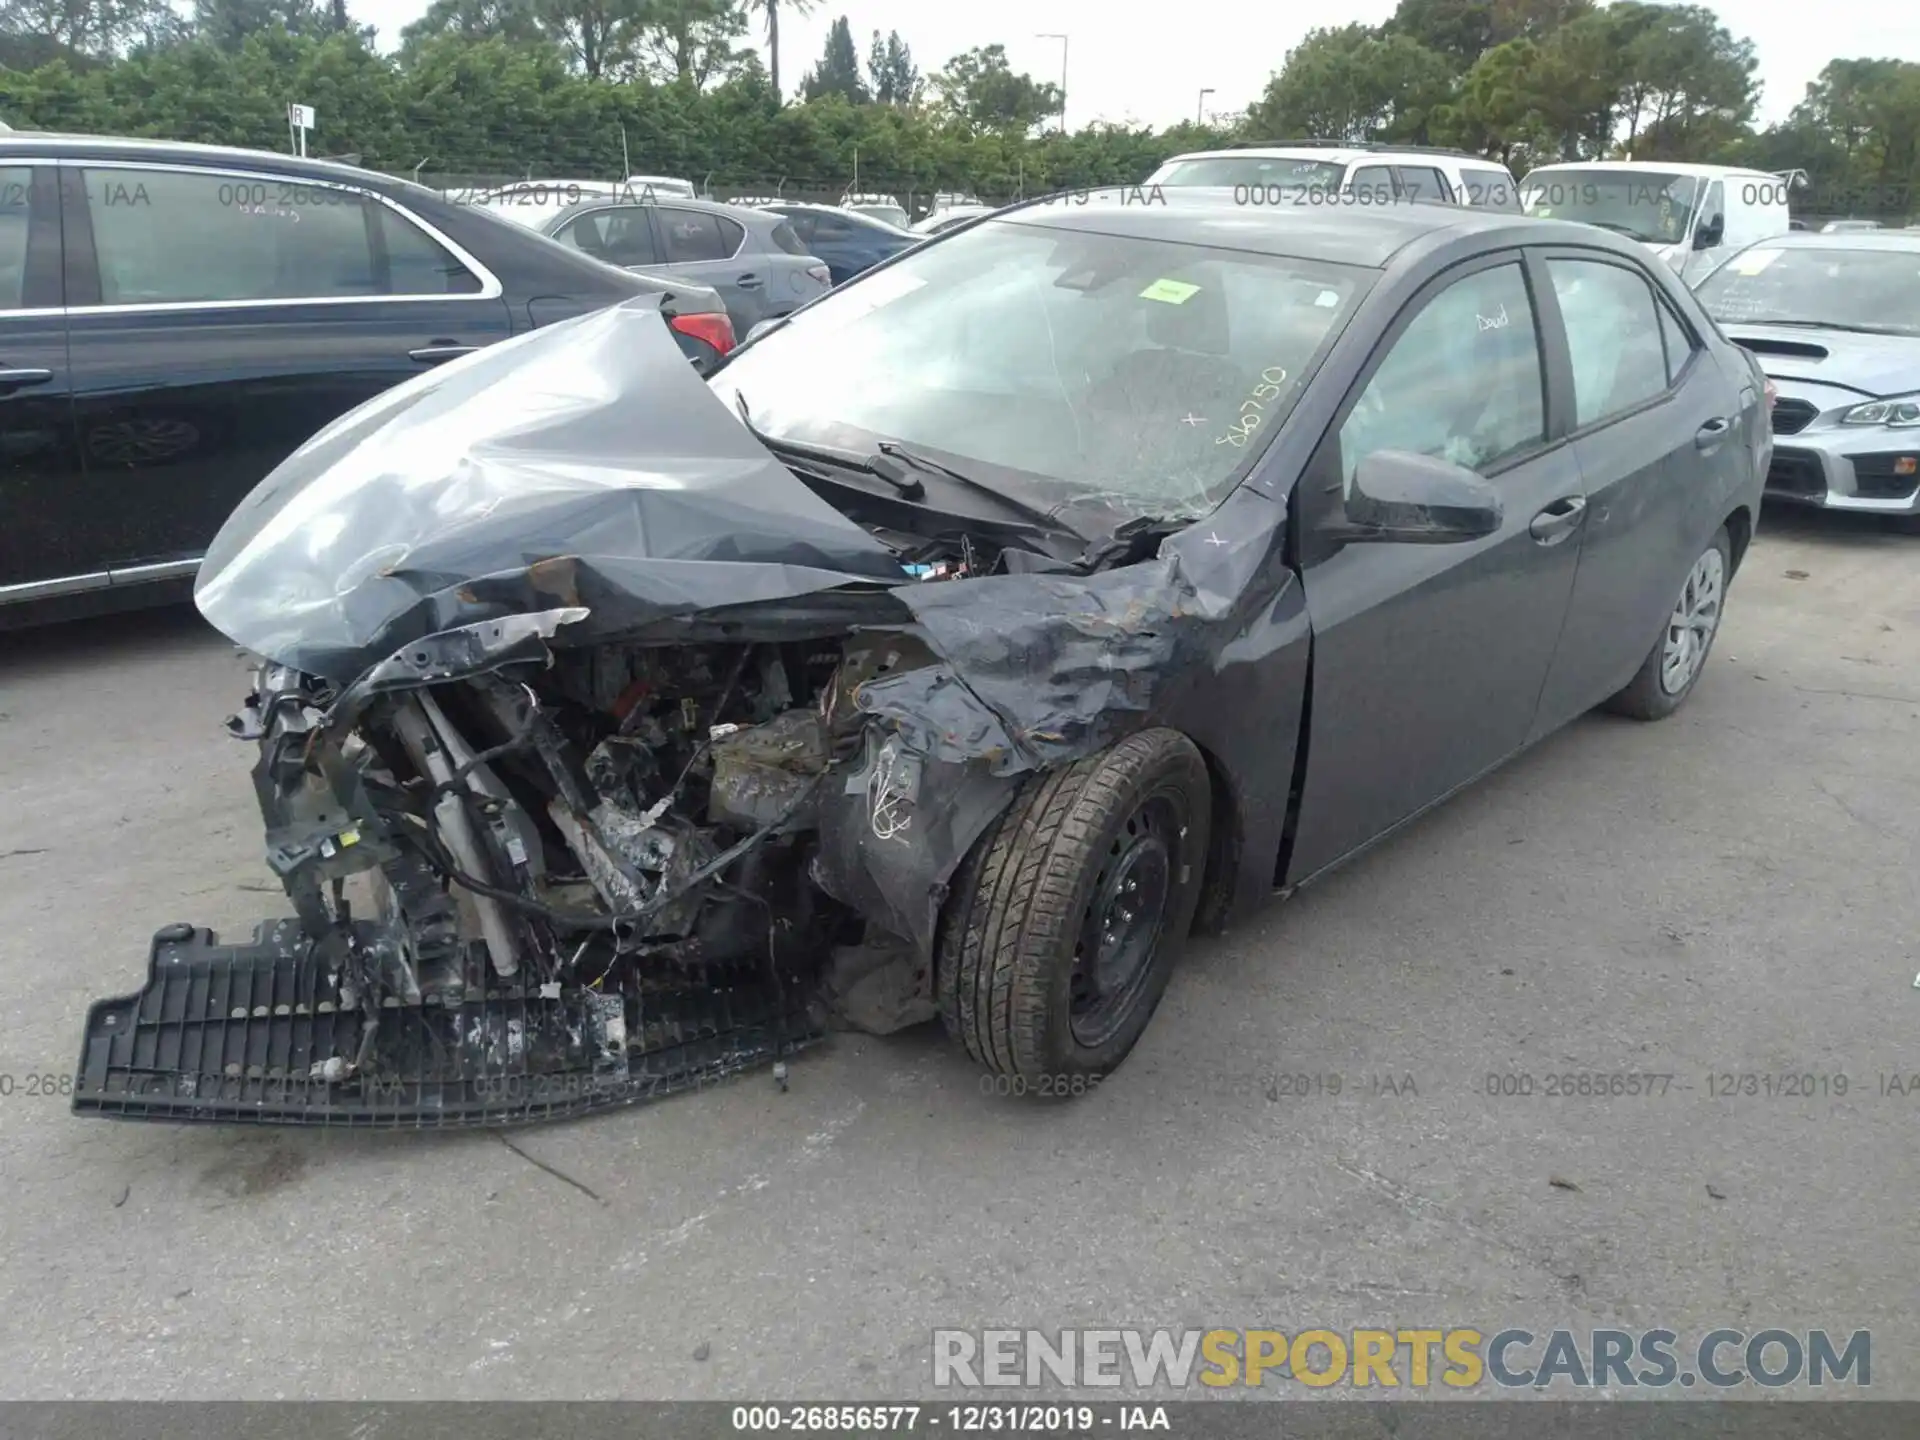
[[935, 727, 1211, 1094], [1604, 526, 1733, 721]]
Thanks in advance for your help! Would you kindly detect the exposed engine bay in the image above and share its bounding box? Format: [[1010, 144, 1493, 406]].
[[73, 588, 1002, 1124]]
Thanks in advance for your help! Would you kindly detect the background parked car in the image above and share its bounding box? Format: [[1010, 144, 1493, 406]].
[[537, 194, 830, 335], [0, 135, 733, 627], [1695, 230, 1920, 529], [839, 192, 910, 228], [1147, 142, 1520, 209], [755, 201, 917, 284], [622, 173, 697, 198], [912, 204, 994, 236]]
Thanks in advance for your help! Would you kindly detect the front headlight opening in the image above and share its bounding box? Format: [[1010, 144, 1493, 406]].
[[1842, 397, 1920, 427]]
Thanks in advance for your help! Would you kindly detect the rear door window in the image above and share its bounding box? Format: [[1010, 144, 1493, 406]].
[[657, 208, 737, 262], [1545, 256, 1670, 426], [556, 207, 662, 267], [80, 166, 382, 303]]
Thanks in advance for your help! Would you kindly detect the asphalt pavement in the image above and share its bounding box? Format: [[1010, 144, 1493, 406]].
[[0, 507, 1916, 1401]]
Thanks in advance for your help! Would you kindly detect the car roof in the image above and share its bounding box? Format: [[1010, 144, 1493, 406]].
[[0, 131, 399, 181], [535, 194, 779, 232], [765, 201, 914, 230], [1161, 146, 1510, 169], [991, 185, 1602, 268], [1522, 159, 1781, 182]]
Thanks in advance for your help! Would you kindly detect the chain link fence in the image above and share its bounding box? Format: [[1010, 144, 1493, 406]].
[[396, 170, 1045, 223]]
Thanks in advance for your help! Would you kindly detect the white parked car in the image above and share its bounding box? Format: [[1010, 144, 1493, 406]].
[[1147, 142, 1521, 210], [624, 173, 698, 199], [841, 192, 910, 228], [912, 204, 995, 236]]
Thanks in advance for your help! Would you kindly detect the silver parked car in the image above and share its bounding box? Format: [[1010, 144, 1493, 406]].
[[1696, 231, 1920, 527], [538, 195, 831, 335]]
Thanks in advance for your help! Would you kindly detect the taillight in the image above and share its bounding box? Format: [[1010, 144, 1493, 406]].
[[1764, 377, 1778, 410], [806, 263, 831, 285], [669, 311, 735, 355]]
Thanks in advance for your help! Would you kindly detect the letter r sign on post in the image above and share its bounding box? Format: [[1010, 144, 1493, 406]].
[[288, 103, 315, 157]]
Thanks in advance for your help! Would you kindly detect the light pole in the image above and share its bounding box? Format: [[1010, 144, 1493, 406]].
[[1035, 33, 1068, 133], [1197, 88, 1214, 126]]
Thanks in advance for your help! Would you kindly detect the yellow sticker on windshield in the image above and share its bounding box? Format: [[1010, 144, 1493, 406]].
[[1139, 278, 1200, 304], [1729, 249, 1782, 275]]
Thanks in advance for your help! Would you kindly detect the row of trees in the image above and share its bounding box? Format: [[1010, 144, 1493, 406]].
[[1250, 0, 1919, 208], [2, 0, 1917, 214]]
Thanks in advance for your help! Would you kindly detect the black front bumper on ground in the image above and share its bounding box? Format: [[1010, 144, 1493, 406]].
[[73, 919, 821, 1128]]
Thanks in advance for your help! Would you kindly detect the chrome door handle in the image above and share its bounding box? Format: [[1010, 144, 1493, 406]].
[[1529, 494, 1588, 545], [0, 367, 54, 392], [408, 345, 477, 363]]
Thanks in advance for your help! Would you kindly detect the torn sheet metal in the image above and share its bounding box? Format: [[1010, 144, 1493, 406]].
[[193, 299, 908, 683], [849, 483, 1287, 776]]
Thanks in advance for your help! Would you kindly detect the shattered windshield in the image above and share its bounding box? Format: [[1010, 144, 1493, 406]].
[[1696, 245, 1920, 335], [709, 219, 1371, 522], [1521, 169, 1701, 245]]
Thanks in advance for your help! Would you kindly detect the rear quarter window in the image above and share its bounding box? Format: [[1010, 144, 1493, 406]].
[[770, 221, 809, 255]]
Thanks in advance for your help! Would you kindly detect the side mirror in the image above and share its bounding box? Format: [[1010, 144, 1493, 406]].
[[1327, 449, 1503, 545], [1694, 213, 1725, 250]]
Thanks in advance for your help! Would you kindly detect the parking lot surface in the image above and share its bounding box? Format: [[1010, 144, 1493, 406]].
[[1, 508, 1916, 1400]]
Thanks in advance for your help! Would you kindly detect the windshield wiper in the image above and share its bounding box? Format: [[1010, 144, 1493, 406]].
[[873, 440, 1079, 536], [732, 390, 924, 499], [1725, 318, 1911, 336]]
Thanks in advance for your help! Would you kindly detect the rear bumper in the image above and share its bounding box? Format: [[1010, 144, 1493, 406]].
[[73, 919, 821, 1128]]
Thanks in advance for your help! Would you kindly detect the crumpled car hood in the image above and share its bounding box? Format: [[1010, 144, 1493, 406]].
[[194, 297, 909, 682]]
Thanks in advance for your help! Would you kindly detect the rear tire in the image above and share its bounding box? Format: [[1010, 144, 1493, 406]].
[[1604, 526, 1732, 721], [935, 728, 1211, 1095]]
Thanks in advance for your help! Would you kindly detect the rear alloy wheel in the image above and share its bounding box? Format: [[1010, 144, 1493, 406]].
[[1604, 526, 1732, 720], [936, 728, 1211, 1094]]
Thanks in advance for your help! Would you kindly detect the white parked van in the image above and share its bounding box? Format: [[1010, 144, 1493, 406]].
[[1519, 160, 1794, 284]]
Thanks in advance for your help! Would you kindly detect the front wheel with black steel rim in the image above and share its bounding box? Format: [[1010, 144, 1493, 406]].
[[936, 728, 1212, 1095], [1604, 526, 1732, 721]]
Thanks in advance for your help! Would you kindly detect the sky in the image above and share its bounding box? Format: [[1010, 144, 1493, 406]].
[[352, 0, 1920, 132]]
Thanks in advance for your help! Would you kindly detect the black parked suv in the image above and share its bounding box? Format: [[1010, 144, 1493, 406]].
[[0, 135, 736, 627]]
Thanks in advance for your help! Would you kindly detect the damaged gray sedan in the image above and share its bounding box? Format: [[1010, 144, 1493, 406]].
[[73, 192, 1770, 1126]]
